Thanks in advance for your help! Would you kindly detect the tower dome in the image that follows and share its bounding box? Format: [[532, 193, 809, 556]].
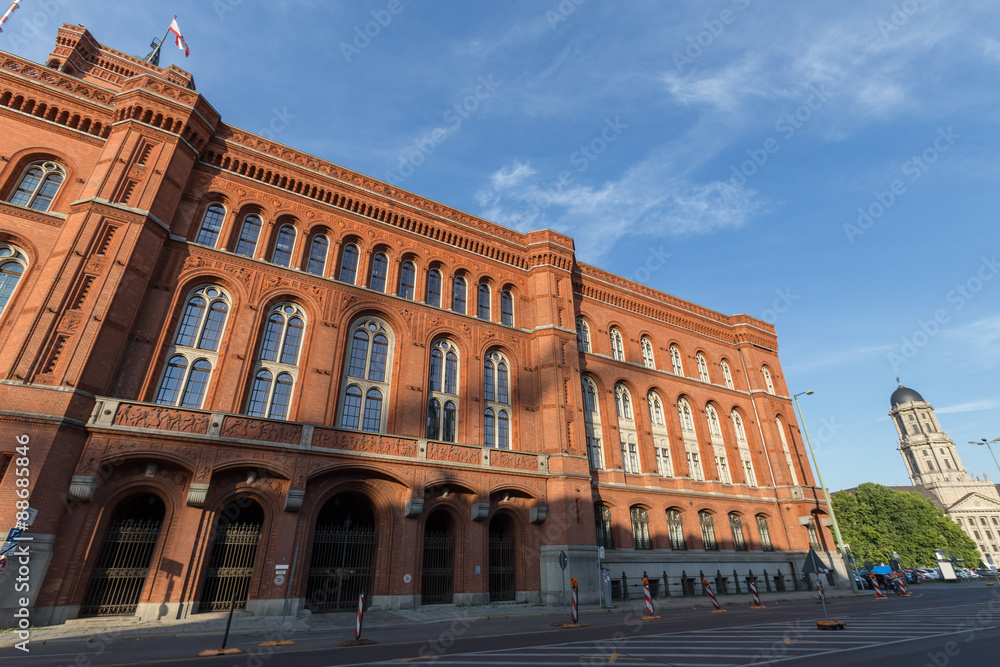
[[890, 382, 924, 407]]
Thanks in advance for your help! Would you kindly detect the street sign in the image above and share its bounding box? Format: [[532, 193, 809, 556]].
[[598, 546, 605, 560], [801, 547, 829, 574], [1, 527, 23, 557], [559, 551, 568, 571]]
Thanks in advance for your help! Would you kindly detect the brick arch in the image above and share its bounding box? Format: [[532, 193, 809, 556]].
[[211, 458, 293, 482], [2, 147, 79, 200], [488, 483, 538, 501]]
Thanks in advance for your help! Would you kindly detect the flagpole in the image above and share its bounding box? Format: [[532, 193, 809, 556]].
[[0, 0, 24, 34], [144, 17, 174, 65]]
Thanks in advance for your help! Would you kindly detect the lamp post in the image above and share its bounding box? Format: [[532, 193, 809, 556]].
[[968, 438, 1000, 477], [794, 390, 859, 593]]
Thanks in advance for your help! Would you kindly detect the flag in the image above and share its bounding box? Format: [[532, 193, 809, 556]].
[[168, 17, 189, 57]]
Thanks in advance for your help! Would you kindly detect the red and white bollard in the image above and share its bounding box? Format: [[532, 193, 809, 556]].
[[816, 577, 825, 603], [870, 575, 885, 599], [749, 580, 764, 608], [897, 575, 909, 596], [643, 576, 654, 615], [571, 577, 579, 624], [701, 577, 725, 613], [355, 591, 365, 640]]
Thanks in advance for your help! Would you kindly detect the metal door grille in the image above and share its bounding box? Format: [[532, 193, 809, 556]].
[[198, 521, 262, 612], [421, 531, 455, 604], [305, 525, 377, 612], [80, 518, 162, 616], [489, 533, 516, 601]]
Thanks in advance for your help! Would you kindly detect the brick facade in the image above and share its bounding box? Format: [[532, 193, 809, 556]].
[[0, 26, 843, 626]]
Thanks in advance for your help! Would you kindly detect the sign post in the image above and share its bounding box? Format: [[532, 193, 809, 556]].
[[559, 550, 568, 615]]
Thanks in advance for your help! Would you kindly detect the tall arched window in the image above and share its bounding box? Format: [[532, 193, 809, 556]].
[[234, 214, 262, 257], [699, 511, 718, 550], [426, 339, 459, 442], [155, 286, 230, 409], [246, 302, 305, 420], [398, 261, 416, 300], [195, 204, 226, 247], [696, 352, 710, 382], [615, 384, 633, 421], [666, 509, 686, 550], [306, 235, 328, 275], [721, 359, 734, 390], [500, 290, 514, 326], [641, 336, 655, 369], [271, 225, 296, 267], [669, 344, 683, 375], [595, 504, 614, 549], [583, 377, 603, 469], [477, 283, 491, 320], [7, 160, 64, 211], [426, 268, 442, 307], [576, 318, 591, 353], [776, 417, 799, 485], [706, 404, 730, 483], [729, 513, 747, 551], [621, 435, 640, 473], [762, 365, 775, 394], [648, 391, 665, 426], [732, 410, 748, 444], [338, 243, 359, 284], [610, 328, 625, 361], [369, 251, 388, 292], [0, 244, 28, 318], [677, 398, 695, 433], [338, 317, 393, 432], [706, 405, 722, 438], [483, 350, 511, 448], [756, 514, 774, 551], [452, 276, 467, 314], [630, 506, 651, 549], [731, 410, 757, 486]]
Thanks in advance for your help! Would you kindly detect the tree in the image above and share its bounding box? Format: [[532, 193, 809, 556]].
[[832, 483, 980, 568]]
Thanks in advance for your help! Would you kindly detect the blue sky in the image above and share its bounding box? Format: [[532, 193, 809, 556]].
[[5, 1, 1000, 492]]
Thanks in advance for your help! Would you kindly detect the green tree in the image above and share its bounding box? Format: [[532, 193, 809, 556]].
[[832, 483, 980, 568]]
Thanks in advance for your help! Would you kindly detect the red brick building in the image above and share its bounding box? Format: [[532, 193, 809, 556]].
[[0, 27, 843, 626]]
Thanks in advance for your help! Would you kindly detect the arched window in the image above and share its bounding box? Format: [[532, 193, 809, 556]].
[[369, 251, 388, 292], [762, 365, 775, 393], [338, 243, 359, 284], [155, 286, 230, 409], [398, 261, 416, 300], [234, 214, 262, 257], [271, 225, 296, 267], [246, 303, 305, 420], [195, 204, 226, 247], [641, 336, 655, 369], [776, 417, 799, 485], [483, 350, 511, 448], [426, 268, 442, 307], [615, 384, 633, 421], [731, 410, 748, 444], [669, 344, 683, 375], [306, 235, 328, 275], [731, 410, 757, 486], [610, 328, 625, 361], [648, 391, 665, 426], [583, 378, 598, 414], [500, 290, 514, 326], [630, 507, 651, 549], [452, 276, 467, 314], [686, 449, 703, 481], [667, 509, 686, 550], [338, 317, 393, 432], [7, 160, 64, 211], [677, 398, 695, 432], [477, 283, 491, 320], [696, 352, 710, 382], [721, 359, 734, 390], [576, 318, 591, 353], [706, 405, 722, 439], [621, 436, 640, 473], [655, 442, 672, 477], [582, 377, 603, 470], [595, 504, 614, 549], [426, 339, 459, 442], [699, 511, 718, 550], [730, 513, 747, 551], [0, 243, 28, 317], [756, 515, 774, 551]]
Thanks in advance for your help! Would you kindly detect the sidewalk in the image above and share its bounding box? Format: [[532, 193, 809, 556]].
[[0, 588, 861, 648]]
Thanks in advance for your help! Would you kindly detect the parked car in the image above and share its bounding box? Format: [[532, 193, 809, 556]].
[[853, 574, 870, 590], [901, 569, 919, 584]]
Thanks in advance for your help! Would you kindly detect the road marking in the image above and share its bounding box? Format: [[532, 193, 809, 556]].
[[578, 653, 645, 663]]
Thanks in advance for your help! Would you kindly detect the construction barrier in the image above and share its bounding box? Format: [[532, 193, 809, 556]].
[[749, 580, 765, 609], [701, 577, 725, 613], [643, 576, 654, 615], [817, 577, 825, 603], [870, 575, 886, 599], [571, 578, 579, 623], [897, 574, 909, 596], [356, 591, 364, 639]]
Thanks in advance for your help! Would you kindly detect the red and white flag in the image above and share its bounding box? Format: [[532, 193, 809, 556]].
[[168, 17, 189, 57]]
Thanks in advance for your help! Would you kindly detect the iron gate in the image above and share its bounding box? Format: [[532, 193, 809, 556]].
[[421, 530, 455, 604], [489, 532, 516, 601], [198, 521, 262, 612], [305, 525, 377, 612], [80, 518, 162, 616]]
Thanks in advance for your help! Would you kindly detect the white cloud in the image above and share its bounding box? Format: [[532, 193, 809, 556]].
[[937, 399, 1000, 415]]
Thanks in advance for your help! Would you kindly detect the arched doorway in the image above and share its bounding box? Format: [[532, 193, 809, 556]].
[[198, 497, 264, 612], [489, 513, 516, 601], [305, 492, 378, 612], [80, 494, 166, 616], [421, 509, 455, 604]]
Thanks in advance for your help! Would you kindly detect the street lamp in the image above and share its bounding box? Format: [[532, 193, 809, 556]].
[[967, 438, 1000, 477], [793, 390, 860, 593]]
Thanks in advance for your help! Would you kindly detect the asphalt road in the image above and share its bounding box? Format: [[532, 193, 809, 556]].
[[3, 586, 998, 666]]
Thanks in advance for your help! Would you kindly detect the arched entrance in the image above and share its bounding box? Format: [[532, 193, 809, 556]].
[[198, 497, 264, 612], [489, 513, 516, 601], [421, 509, 455, 604], [305, 492, 378, 612], [80, 494, 166, 616]]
